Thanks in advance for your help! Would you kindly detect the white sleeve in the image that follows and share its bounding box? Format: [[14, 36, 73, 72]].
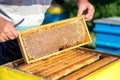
[[0, 1, 52, 26]]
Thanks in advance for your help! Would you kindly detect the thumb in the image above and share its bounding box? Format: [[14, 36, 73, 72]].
[[77, 6, 86, 16]]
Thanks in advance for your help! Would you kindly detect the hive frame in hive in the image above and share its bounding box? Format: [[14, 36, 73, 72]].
[[17, 16, 92, 64], [2, 47, 120, 80]]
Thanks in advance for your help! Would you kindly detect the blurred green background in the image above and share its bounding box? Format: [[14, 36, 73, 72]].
[[44, 0, 120, 49]]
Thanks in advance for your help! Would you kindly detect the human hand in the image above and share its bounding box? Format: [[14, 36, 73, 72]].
[[74, 0, 95, 21], [0, 18, 18, 42]]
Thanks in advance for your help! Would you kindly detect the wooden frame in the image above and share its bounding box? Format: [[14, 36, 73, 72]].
[[17, 16, 92, 63]]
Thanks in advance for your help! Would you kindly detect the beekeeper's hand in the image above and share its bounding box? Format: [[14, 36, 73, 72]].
[[0, 18, 18, 42], [74, 0, 95, 21]]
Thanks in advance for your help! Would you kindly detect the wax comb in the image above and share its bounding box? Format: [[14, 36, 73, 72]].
[[18, 16, 92, 63]]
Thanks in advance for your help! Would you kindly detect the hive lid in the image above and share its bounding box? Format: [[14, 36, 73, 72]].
[[94, 17, 120, 26], [17, 16, 92, 63]]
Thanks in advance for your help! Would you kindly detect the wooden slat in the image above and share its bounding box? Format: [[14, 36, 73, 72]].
[[31, 51, 82, 74], [61, 56, 118, 80], [18, 50, 74, 70], [48, 54, 100, 80], [37, 53, 95, 76]]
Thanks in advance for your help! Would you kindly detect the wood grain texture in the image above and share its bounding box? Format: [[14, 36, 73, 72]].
[[37, 53, 95, 76], [61, 56, 118, 80], [48, 54, 100, 80], [18, 50, 74, 70]]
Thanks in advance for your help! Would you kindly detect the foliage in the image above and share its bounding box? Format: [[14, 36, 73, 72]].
[[59, 0, 120, 30], [91, 0, 120, 18]]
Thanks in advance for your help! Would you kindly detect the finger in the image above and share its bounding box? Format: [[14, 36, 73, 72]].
[[77, 6, 87, 16], [85, 12, 93, 21], [0, 36, 6, 42], [9, 26, 18, 38], [4, 30, 15, 40], [85, 6, 95, 21], [85, 14, 93, 21], [6, 23, 19, 39], [0, 33, 9, 41], [3, 26, 17, 40]]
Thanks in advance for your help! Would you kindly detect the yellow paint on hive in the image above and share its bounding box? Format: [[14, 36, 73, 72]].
[[0, 66, 44, 80], [82, 60, 120, 80]]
